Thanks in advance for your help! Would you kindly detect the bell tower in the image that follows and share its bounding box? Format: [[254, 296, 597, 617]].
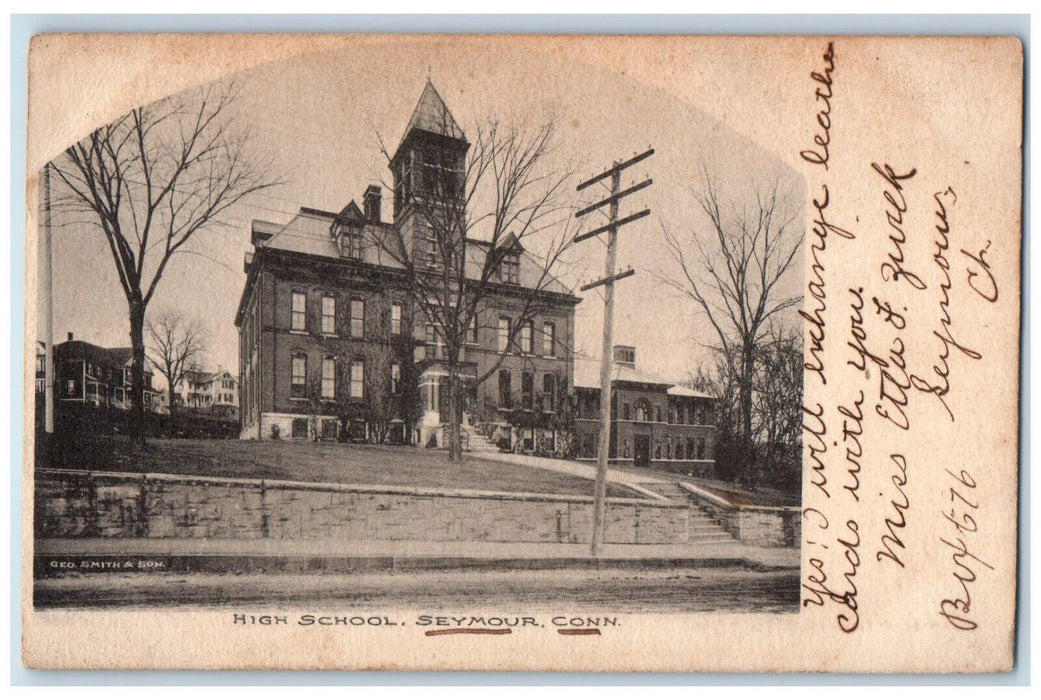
[[389, 80, 469, 259]]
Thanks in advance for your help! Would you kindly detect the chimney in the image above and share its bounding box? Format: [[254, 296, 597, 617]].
[[613, 345, 636, 368], [363, 185, 382, 224], [67, 331, 73, 342]]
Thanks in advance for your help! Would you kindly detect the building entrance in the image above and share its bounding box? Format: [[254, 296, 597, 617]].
[[633, 434, 650, 468]]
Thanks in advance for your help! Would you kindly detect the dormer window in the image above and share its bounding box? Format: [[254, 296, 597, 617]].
[[499, 251, 520, 284], [343, 224, 363, 260]]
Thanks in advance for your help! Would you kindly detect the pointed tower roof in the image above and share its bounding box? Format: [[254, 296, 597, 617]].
[[404, 79, 466, 141]]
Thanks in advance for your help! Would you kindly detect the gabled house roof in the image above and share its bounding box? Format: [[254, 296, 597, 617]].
[[335, 200, 364, 223], [54, 338, 152, 378], [182, 368, 235, 386]]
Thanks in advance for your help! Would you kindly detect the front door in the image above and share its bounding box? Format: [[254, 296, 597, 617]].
[[633, 434, 650, 468]]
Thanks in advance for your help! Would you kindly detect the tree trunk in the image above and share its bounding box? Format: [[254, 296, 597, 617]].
[[129, 297, 147, 446], [447, 364, 463, 461], [740, 344, 755, 486]]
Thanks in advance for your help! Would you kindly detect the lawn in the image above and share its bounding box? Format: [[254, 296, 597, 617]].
[[40, 436, 632, 498]]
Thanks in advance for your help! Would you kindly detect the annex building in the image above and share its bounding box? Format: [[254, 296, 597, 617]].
[[235, 81, 579, 445], [575, 345, 717, 476]]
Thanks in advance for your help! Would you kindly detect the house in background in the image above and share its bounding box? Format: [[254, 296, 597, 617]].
[[574, 345, 717, 477], [235, 80, 579, 444], [52, 332, 160, 411], [171, 368, 239, 421]]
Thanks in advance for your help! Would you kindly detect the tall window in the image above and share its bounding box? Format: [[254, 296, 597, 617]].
[[291, 290, 306, 331], [498, 316, 511, 352], [467, 314, 479, 344], [321, 357, 335, 399], [498, 369, 512, 407], [390, 362, 401, 394], [543, 374, 556, 411], [343, 225, 363, 260], [521, 372, 534, 410], [656, 405, 664, 423], [390, 302, 402, 336], [500, 251, 520, 284], [291, 354, 307, 398], [426, 324, 444, 359], [519, 321, 533, 354], [350, 297, 365, 338], [697, 438, 706, 459], [350, 360, 364, 399], [321, 295, 336, 335], [623, 402, 631, 421], [542, 321, 555, 356]]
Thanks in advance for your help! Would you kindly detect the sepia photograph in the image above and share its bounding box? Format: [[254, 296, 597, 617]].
[[31, 40, 804, 615], [20, 33, 1022, 672]]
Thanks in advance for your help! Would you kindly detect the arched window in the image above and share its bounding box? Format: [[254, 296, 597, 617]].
[[634, 399, 651, 423]]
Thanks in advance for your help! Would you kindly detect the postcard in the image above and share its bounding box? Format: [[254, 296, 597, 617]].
[[21, 33, 1022, 672]]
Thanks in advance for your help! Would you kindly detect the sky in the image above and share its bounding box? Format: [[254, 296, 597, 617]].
[[39, 39, 804, 391]]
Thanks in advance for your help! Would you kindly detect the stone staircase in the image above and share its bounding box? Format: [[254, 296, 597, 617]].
[[466, 430, 499, 453], [642, 482, 736, 544]]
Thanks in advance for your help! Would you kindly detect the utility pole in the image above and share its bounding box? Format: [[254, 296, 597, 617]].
[[575, 147, 654, 556], [42, 162, 55, 436]]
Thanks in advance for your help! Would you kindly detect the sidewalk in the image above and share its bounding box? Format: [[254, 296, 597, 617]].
[[35, 537, 800, 575], [468, 448, 669, 489]]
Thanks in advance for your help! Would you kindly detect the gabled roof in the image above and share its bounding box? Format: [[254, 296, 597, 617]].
[[335, 200, 364, 223], [495, 231, 524, 253], [106, 347, 134, 367], [404, 79, 466, 141], [53, 340, 150, 375], [182, 368, 234, 385]]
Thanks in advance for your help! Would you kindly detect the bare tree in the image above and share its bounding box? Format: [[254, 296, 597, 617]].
[[50, 82, 280, 443], [371, 99, 579, 460], [146, 310, 207, 414], [664, 165, 803, 484], [687, 326, 803, 490], [751, 325, 804, 486]]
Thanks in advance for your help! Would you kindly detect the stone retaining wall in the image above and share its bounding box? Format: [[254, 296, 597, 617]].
[[34, 470, 692, 545], [732, 507, 801, 547], [677, 481, 800, 547]]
